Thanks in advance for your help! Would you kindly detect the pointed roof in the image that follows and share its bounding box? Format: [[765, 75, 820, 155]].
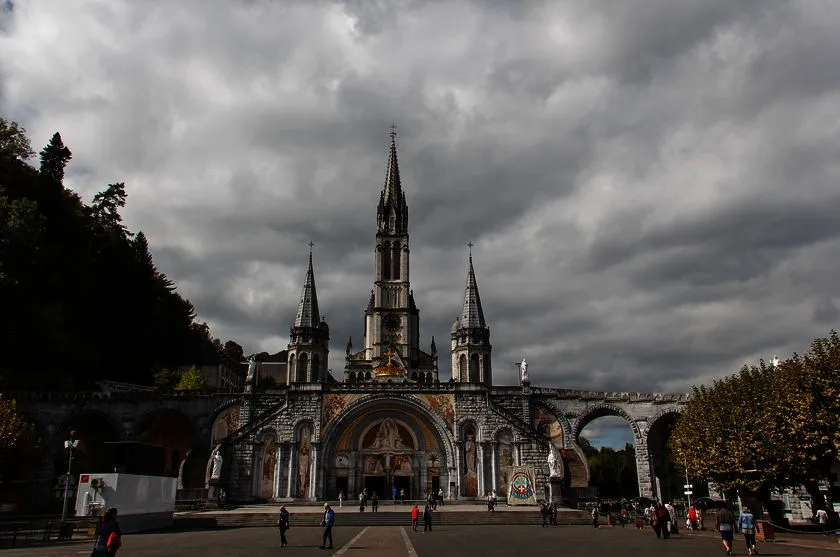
[[377, 128, 409, 234], [459, 252, 486, 329], [293, 250, 321, 329], [383, 131, 403, 204]]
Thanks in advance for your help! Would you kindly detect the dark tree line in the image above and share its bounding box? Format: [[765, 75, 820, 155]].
[[0, 118, 242, 389]]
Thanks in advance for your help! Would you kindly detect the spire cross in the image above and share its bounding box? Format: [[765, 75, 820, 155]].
[[389, 123, 398, 139], [467, 242, 473, 256], [308, 241, 315, 251]]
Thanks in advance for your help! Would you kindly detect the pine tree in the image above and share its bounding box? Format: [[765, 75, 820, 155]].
[[38, 132, 72, 183], [133, 231, 157, 275]]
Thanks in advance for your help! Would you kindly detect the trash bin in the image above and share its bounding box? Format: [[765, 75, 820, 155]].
[[755, 520, 775, 542]]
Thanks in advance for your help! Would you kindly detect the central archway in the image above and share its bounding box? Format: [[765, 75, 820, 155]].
[[320, 396, 456, 502]]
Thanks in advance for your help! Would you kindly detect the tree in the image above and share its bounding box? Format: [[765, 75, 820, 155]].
[[773, 332, 840, 514], [0, 118, 34, 160], [0, 394, 35, 452], [223, 340, 244, 363], [132, 231, 157, 275], [175, 366, 209, 391], [90, 182, 127, 236], [153, 368, 180, 391], [39, 132, 72, 183]]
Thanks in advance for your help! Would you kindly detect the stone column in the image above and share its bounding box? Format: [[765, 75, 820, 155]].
[[478, 443, 485, 496], [455, 443, 463, 497], [286, 443, 297, 499], [490, 442, 497, 493], [273, 443, 283, 499], [310, 443, 320, 500], [633, 430, 655, 499]]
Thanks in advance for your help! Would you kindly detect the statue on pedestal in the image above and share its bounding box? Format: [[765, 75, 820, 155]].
[[519, 357, 530, 386], [547, 444, 563, 478], [209, 450, 223, 482], [245, 355, 258, 393]]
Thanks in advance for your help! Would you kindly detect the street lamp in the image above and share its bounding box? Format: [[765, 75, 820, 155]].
[[676, 440, 693, 509], [61, 430, 79, 523]]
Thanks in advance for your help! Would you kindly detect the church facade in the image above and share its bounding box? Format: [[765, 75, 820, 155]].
[[215, 133, 690, 504]]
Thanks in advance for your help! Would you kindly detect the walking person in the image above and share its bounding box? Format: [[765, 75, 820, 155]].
[[738, 506, 758, 555], [487, 492, 495, 512], [358, 491, 365, 512], [716, 504, 736, 555], [91, 507, 122, 557], [371, 492, 379, 512], [591, 506, 600, 528], [423, 504, 433, 532], [656, 503, 670, 539], [411, 505, 420, 532], [319, 503, 335, 550], [438, 487, 445, 507], [276, 506, 290, 548], [338, 491, 344, 508], [620, 507, 628, 527], [393, 486, 398, 505], [400, 488, 406, 504], [549, 503, 558, 526], [540, 503, 549, 527], [687, 506, 699, 531]]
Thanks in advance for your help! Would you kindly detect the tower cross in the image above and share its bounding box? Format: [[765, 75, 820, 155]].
[[467, 242, 473, 255], [389, 123, 398, 139], [308, 241, 315, 250]]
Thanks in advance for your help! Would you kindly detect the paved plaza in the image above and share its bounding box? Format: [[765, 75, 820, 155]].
[[2, 525, 839, 557]]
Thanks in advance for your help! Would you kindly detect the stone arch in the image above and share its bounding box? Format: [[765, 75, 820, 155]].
[[320, 395, 457, 501], [572, 403, 642, 441], [298, 353, 309, 382], [392, 240, 401, 279], [381, 241, 392, 280], [469, 354, 479, 383], [288, 353, 296, 383], [134, 408, 203, 488], [52, 411, 122, 482], [645, 407, 684, 503], [209, 402, 242, 447], [312, 354, 321, 382], [258, 430, 278, 499], [455, 416, 483, 441], [532, 402, 573, 447], [458, 354, 467, 382]]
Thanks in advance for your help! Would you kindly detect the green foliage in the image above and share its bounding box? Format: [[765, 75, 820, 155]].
[[0, 118, 34, 160], [582, 438, 639, 499], [223, 340, 244, 363], [0, 117, 245, 389], [153, 368, 180, 391], [0, 394, 35, 452], [39, 132, 72, 183], [175, 366, 209, 391], [670, 331, 840, 502]]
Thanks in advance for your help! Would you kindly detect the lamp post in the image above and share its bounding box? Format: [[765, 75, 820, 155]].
[[676, 440, 693, 509], [61, 430, 79, 523]]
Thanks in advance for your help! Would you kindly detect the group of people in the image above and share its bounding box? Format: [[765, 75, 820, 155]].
[[715, 505, 760, 556], [643, 502, 680, 538], [411, 504, 435, 532], [539, 502, 559, 526]]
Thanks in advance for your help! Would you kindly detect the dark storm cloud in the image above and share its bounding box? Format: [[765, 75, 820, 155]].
[[2, 0, 839, 395]]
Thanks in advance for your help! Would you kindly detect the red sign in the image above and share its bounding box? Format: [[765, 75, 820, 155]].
[[80, 474, 90, 483]]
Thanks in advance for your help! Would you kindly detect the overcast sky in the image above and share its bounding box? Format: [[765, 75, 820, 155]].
[[3, 0, 840, 437]]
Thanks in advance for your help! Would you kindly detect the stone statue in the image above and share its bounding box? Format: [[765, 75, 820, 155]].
[[209, 450, 223, 481], [547, 444, 563, 478], [465, 433, 476, 474], [370, 418, 404, 450], [245, 355, 258, 392], [298, 426, 311, 497], [520, 357, 529, 385]]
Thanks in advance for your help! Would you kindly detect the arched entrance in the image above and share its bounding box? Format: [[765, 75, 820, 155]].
[[320, 397, 455, 502], [646, 410, 690, 503], [134, 409, 204, 489]]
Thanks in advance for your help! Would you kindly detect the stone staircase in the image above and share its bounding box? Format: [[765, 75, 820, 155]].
[[172, 509, 594, 529]]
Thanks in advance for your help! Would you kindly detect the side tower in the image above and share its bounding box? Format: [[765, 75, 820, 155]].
[[345, 130, 438, 383], [450, 248, 492, 385], [287, 249, 330, 383]]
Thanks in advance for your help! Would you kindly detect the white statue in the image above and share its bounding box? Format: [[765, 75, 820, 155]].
[[210, 450, 223, 481], [520, 357, 529, 384], [246, 356, 258, 382], [772, 355, 780, 368], [547, 444, 563, 478]]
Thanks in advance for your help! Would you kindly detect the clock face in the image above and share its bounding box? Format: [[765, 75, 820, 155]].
[[383, 313, 401, 332]]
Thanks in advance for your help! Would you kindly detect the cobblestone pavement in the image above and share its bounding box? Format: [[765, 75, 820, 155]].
[[2, 526, 838, 557]]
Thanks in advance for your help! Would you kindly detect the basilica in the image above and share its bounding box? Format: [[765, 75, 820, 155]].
[[210, 133, 688, 505]]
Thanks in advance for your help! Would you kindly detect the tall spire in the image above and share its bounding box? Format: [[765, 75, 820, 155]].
[[377, 126, 408, 234], [460, 246, 486, 329], [293, 245, 321, 328]]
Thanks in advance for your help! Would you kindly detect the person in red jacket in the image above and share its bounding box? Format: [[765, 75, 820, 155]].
[[411, 505, 420, 531]]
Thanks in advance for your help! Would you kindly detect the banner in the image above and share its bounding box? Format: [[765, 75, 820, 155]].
[[506, 467, 537, 506]]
